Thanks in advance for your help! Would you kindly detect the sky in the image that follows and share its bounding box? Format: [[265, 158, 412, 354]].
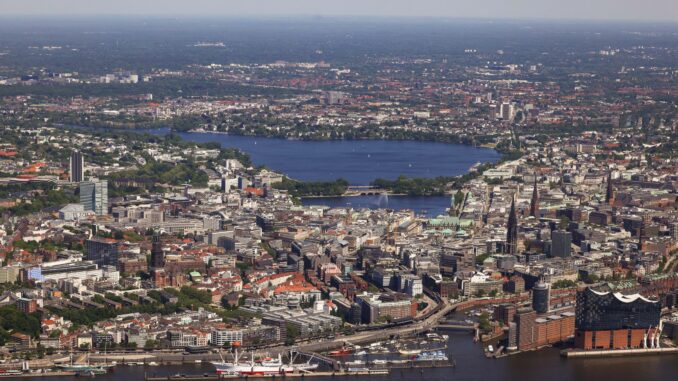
[[1, 0, 676, 22]]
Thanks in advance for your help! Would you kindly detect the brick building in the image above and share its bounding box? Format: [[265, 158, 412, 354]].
[[514, 307, 575, 351], [574, 287, 660, 350], [16, 298, 38, 314]]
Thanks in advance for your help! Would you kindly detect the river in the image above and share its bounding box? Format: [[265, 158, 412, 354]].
[[22, 332, 678, 381]]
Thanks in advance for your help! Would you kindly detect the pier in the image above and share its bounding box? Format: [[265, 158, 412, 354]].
[[144, 369, 391, 380], [143, 361, 457, 381], [291, 350, 338, 371], [561, 347, 678, 358], [0, 371, 76, 378]]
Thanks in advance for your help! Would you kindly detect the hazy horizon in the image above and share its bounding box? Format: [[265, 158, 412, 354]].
[[1, 0, 677, 22]]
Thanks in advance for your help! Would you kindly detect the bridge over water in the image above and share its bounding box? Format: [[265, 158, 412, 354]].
[[344, 185, 385, 196], [436, 320, 478, 331]]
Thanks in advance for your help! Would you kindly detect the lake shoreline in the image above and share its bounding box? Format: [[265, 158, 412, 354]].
[[181, 128, 500, 153], [167, 129, 501, 184], [59, 124, 505, 183]]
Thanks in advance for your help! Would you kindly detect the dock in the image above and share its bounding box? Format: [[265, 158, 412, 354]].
[[292, 350, 338, 370], [144, 370, 390, 380], [0, 371, 76, 378], [561, 347, 678, 358], [144, 360, 456, 381]]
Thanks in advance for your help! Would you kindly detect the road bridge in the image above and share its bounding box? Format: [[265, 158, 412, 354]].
[[436, 320, 477, 331], [344, 185, 384, 196]]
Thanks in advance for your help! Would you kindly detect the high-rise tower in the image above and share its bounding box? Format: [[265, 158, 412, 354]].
[[79, 180, 108, 215], [69, 150, 84, 183]]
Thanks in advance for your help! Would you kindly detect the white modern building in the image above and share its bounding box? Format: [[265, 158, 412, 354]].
[[80, 180, 108, 215], [59, 203, 94, 221]]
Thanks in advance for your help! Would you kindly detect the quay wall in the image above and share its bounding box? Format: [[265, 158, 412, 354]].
[[562, 347, 678, 358]]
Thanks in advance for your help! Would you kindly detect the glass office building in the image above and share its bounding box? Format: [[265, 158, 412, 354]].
[[575, 287, 660, 331]]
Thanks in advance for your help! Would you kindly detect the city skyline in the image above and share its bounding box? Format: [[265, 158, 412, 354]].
[[1, 0, 677, 22], [0, 0, 677, 378]]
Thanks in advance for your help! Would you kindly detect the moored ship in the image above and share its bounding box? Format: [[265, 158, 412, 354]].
[[211, 351, 318, 375], [415, 350, 449, 362], [399, 348, 422, 356], [328, 348, 354, 356]]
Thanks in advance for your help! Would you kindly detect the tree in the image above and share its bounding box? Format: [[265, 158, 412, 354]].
[[285, 324, 300, 346], [178, 286, 213, 305], [0, 306, 42, 343], [144, 340, 158, 350], [583, 274, 599, 284], [478, 312, 491, 332], [558, 216, 570, 230], [453, 190, 465, 206]]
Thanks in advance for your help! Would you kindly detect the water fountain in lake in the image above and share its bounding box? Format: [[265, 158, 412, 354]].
[[376, 192, 389, 208]]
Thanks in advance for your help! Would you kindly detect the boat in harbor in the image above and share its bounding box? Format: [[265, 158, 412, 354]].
[[58, 364, 112, 373], [347, 367, 370, 373], [57, 354, 113, 374], [0, 370, 23, 378], [388, 359, 409, 364], [399, 348, 422, 356], [415, 351, 449, 362], [75, 368, 108, 377], [329, 346, 355, 356], [211, 350, 318, 375]]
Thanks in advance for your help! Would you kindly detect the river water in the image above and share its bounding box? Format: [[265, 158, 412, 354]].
[[23, 331, 678, 381]]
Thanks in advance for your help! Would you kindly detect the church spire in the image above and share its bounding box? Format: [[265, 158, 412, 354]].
[[506, 196, 518, 255], [530, 176, 539, 218], [151, 231, 165, 270]]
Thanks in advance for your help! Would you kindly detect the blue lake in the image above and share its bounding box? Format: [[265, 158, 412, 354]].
[[148, 129, 500, 185]]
